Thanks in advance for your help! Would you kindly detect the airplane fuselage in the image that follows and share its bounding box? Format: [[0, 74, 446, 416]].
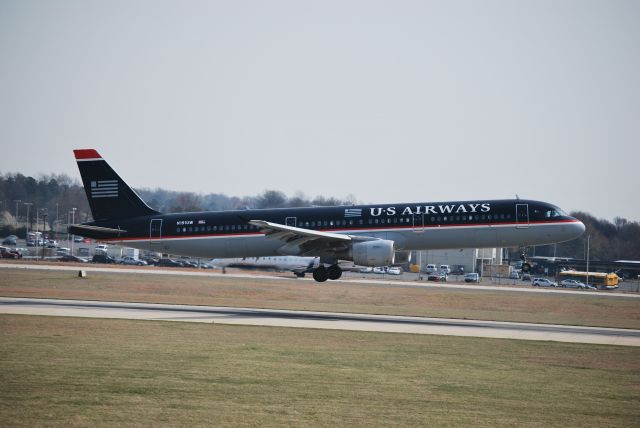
[[74, 199, 584, 259]]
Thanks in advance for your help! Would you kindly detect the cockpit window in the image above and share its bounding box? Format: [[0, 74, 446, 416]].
[[544, 209, 564, 218]]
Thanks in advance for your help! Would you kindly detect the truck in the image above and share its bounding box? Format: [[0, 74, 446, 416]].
[[122, 247, 139, 260]]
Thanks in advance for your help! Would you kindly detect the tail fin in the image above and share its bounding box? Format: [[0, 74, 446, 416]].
[[74, 149, 159, 221]]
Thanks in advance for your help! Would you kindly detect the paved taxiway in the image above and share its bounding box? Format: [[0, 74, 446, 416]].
[[2, 297, 639, 346]]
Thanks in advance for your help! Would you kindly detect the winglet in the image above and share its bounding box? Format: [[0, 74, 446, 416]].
[[74, 149, 102, 161]]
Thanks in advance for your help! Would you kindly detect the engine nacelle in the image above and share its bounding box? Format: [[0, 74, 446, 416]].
[[352, 240, 395, 267], [394, 251, 411, 265]]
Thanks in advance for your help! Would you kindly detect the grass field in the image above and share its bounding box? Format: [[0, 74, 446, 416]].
[[1, 314, 639, 427], [1, 267, 639, 329]]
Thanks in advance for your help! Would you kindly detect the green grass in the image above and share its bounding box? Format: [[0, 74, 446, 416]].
[[1, 314, 639, 427]]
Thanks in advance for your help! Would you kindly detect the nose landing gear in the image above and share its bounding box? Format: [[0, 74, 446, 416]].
[[520, 248, 531, 273]]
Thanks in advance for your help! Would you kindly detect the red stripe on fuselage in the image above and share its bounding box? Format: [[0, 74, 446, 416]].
[[74, 149, 102, 160]]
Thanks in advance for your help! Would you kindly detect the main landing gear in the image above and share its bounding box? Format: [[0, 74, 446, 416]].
[[312, 264, 342, 282]]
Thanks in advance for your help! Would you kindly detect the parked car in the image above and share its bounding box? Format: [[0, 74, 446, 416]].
[[200, 263, 213, 269], [45, 239, 59, 248], [181, 260, 199, 268], [464, 272, 480, 283], [158, 258, 184, 267], [92, 254, 116, 264], [0, 246, 22, 259], [55, 247, 71, 256], [59, 255, 89, 263], [119, 256, 148, 266], [73, 235, 84, 242], [373, 267, 386, 274], [560, 279, 596, 290], [439, 265, 451, 275], [141, 257, 159, 266], [2, 235, 17, 245], [428, 272, 447, 282], [94, 244, 109, 254], [387, 267, 402, 275], [451, 266, 465, 275], [532, 278, 558, 287], [509, 271, 520, 279], [425, 264, 438, 274]]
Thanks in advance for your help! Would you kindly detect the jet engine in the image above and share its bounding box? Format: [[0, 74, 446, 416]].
[[351, 240, 395, 266]]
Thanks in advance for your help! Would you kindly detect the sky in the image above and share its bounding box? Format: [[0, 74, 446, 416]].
[[0, 0, 638, 221]]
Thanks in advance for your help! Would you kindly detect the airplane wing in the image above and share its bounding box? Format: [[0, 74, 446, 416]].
[[249, 220, 369, 257]]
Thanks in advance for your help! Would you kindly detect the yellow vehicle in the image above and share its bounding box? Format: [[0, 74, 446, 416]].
[[558, 270, 619, 289]]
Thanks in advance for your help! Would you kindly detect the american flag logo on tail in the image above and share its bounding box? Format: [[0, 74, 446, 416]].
[[344, 208, 362, 218], [91, 180, 118, 198]]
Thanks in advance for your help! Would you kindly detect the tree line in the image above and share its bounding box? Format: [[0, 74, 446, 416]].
[[0, 172, 356, 234], [1, 172, 639, 261]]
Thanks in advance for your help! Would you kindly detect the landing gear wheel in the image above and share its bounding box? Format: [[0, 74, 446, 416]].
[[327, 265, 342, 280], [312, 266, 328, 282]]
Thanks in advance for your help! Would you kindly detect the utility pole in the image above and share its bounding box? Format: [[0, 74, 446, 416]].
[[13, 200, 21, 227]]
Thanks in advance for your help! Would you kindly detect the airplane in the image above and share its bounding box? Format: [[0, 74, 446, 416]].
[[69, 149, 586, 282], [210, 256, 319, 278]]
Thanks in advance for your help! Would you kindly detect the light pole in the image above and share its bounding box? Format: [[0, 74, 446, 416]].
[[70, 208, 76, 255], [41, 212, 48, 260], [586, 234, 591, 287], [23, 202, 33, 233], [13, 200, 21, 227]]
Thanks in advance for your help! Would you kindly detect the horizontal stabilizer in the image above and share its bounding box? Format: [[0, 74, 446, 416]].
[[68, 224, 127, 236]]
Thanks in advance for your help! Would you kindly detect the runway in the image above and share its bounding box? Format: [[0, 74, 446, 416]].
[[1, 297, 639, 346]]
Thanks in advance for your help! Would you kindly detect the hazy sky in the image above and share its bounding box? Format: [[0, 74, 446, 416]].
[[1, 0, 638, 221]]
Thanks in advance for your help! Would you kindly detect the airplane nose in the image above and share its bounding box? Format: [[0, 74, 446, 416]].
[[570, 220, 586, 239]]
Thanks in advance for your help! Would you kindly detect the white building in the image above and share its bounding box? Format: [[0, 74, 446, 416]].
[[415, 248, 503, 274]]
